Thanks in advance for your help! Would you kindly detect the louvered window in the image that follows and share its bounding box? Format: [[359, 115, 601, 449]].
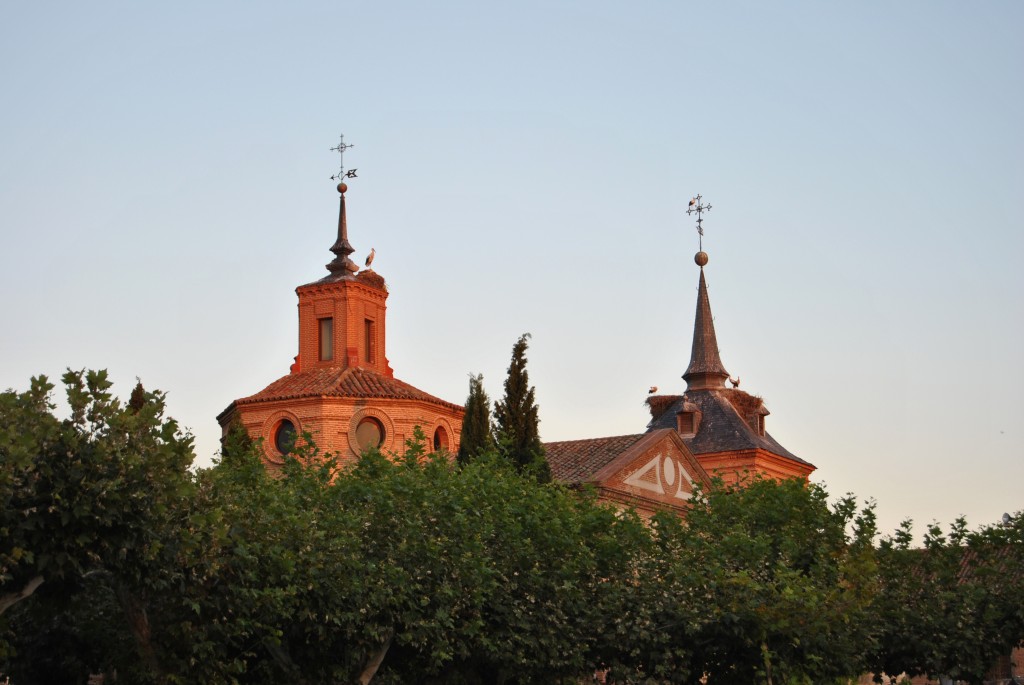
[[678, 412, 696, 435], [747, 414, 765, 436]]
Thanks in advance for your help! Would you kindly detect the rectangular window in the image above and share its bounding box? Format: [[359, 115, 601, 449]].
[[678, 412, 695, 434], [319, 318, 333, 361], [364, 319, 375, 363]]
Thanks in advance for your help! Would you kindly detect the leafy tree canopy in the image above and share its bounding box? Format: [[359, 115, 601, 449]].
[[869, 512, 1024, 685], [3, 369, 1021, 685]]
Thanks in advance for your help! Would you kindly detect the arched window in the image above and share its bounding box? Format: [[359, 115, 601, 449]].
[[433, 426, 449, 452]]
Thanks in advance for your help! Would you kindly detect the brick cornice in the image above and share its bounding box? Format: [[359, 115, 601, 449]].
[[296, 278, 387, 302]]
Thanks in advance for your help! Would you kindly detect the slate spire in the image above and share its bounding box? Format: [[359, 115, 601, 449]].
[[326, 182, 359, 278], [682, 255, 730, 391]]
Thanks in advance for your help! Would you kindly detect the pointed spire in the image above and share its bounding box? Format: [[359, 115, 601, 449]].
[[683, 255, 730, 391], [682, 194, 728, 391], [325, 135, 360, 279], [326, 182, 359, 277]]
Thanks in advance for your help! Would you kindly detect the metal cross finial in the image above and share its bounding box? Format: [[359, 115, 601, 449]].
[[686, 194, 712, 251], [330, 134, 358, 181]]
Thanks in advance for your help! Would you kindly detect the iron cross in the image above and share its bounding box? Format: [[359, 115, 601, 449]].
[[330, 134, 357, 181], [686, 194, 712, 250]]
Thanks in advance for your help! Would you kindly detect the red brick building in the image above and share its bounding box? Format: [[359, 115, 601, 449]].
[[219, 180, 808, 506], [217, 182, 464, 466], [545, 247, 814, 514]]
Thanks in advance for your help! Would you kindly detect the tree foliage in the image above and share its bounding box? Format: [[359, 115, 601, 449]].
[[1, 370, 195, 682], [456, 373, 495, 467], [492, 333, 550, 483], [869, 513, 1024, 684], [3, 369, 1022, 684], [617, 476, 880, 685]]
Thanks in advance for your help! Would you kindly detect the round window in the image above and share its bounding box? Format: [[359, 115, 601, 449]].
[[433, 426, 449, 452], [355, 417, 384, 452], [274, 419, 297, 455]]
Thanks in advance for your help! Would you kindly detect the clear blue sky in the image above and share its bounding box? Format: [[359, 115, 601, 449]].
[[2, 1, 1021, 538]]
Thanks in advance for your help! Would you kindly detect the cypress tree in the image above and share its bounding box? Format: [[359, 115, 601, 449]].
[[493, 333, 551, 483], [457, 373, 495, 466], [128, 379, 146, 414]]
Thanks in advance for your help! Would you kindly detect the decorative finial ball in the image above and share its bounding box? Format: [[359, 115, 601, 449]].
[[337, 182, 348, 194], [694, 251, 709, 267]]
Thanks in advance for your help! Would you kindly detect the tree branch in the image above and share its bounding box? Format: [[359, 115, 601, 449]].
[[358, 630, 394, 685], [0, 575, 44, 616]]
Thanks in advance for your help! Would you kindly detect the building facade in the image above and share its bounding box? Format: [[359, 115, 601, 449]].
[[545, 244, 814, 514], [217, 181, 464, 466]]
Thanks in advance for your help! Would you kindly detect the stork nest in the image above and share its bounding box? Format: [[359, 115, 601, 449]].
[[725, 389, 765, 416], [646, 395, 682, 420], [356, 270, 387, 291]]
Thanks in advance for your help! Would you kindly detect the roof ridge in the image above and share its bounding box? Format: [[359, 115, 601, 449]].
[[544, 432, 646, 447]]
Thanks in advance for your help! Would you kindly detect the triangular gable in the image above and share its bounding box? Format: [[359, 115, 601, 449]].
[[589, 428, 711, 509]]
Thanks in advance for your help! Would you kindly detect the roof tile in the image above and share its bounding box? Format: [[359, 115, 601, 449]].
[[646, 389, 813, 467], [235, 366, 463, 412], [544, 433, 648, 484]]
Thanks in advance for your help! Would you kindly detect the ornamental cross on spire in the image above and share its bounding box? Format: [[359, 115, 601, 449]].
[[686, 194, 712, 252], [330, 134, 358, 181]]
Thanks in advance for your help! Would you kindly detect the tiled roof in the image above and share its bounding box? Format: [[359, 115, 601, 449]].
[[234, 366, 463, 412], [646, 389, 813, 467], [302, 269, 388, 290], [544, 433, 649, 484]]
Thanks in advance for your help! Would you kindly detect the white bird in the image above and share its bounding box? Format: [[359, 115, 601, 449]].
[[688, 198, 696, 207], [648, 386, 658, 394], [364, 248, 376, 268], [729, 377, 741, 388]]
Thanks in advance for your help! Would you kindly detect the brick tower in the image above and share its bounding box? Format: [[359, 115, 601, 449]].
[[218, 177, 464, 466], [645, 200, 814, 483]]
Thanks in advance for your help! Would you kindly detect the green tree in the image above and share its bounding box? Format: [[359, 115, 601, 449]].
[[128, 378, 147, 413], [492, 333, 551, 483], [456, 373, 495, 466], [162, 430, 650, 684], [331, 443, 647, 683], [1, 370, 196, 682], [662, 477, 879, 685], [869, 513, 1024, 685]]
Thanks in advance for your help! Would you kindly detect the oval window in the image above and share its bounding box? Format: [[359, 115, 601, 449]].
[[355, 417, 384, 452], [275, 419, 297, 455]]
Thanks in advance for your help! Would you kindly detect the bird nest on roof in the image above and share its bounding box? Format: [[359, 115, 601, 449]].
[[356, 270, 387, 290], [725, 389, 765, 416], [645, 395, 682, 420]]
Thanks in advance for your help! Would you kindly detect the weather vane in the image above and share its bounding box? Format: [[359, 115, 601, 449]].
[[686, 194, 712, 251], [330, 134, 358, 181]]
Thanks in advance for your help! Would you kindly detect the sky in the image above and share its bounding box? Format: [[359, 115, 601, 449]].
[[1, 1, 1021, 539]]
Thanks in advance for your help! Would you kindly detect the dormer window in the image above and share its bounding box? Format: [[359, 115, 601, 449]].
[[676, 401, 701, 436], [746, 409, 767, 436]]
